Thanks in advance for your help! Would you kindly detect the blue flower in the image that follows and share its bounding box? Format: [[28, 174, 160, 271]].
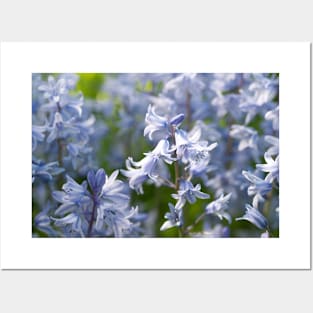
[[100, 170, 130, 204], [256, 153, 279, 183], [32, 160, 64, 183], [242, 170, 272, 207], [46, 112, 80, 143], [38, 75, 83, 118], [264, 135, 279, 156], [229, 125, 258, 151], [120, 162, 148, 194], [172, 180, 210, 209], [160, 203, 183, 231], [210, 73, 243, 93], [144, 104, 184, 140], [52, 175, 92, 216], [74, 115, 96, 142], [32, 122, 47, 151], [236, 204, 268, 230], [121, 139, 175, 193], [148, 95, 176, 117], [87, 168, 106, 197], [205, 193, 232, 223], [163, 73, 205, 101], [175, 128, 217, 163], [33, 202, 59, 237], [241, 74, 278, 107], [38, 75, 68, 102], [95, 203, 138, 237], [212, 93, 244, 120], [36, 74, 95, 173], [51, 213, 86, 237], [51, 169, 135, 237], [265, 107, 279, 131]]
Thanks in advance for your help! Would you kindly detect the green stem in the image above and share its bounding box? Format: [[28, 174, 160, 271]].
[[264, 190, 273, 218], [170, 125, 186, 236], [170, 125, 180, 190], [185, 212, 207, 234]]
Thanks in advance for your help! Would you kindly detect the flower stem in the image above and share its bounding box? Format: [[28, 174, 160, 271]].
[[170, 125, 186, 235], [159, 176, 176, 189], [185, 92, 192, 130], [87, 198, 97, 237], [264, 190, 273, 218], [170, 125, 180, 190], [185, 212, 207, 234], [57, 138, 64, 167], [178, 226, 183, 237], [56, 102, 64, 167]]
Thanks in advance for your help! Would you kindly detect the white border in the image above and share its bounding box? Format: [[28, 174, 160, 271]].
[[0, 42, 310, 269]]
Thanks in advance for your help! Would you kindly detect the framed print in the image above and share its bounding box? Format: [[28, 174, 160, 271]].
[[0, 42, 311, 269]]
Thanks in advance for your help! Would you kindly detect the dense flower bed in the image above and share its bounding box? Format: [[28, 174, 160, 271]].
[[32, 73, 279, 237]]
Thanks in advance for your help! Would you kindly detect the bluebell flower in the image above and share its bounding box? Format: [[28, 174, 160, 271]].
[[120, 162, 148, 194], [58, 73, 79, 89], [32, 160, 64, 183], [205, 168, 240, 200], [229, 125, 258, 151], [52, 175, 92, 216], [211, 93, 244, 120], [45, 111, 95, 172], [241, 74, 278, 107], [33, 202, 59, 237], [38, 74, 78, 98], [38, 75, 67, 102], [51, 213, 86, 237], [256, 153, 279, 183], [210, 73, 243, 94], [144, 104, 184, 140], [36, 74, 95, 172], [66, 142, 92, 168], [172, 180, 210, 209], [144, 104, 169, 140], [160, 203, 183, 231], [205, 193, 232, 223], [95, 203, 137, 237], [100, 170, 130, 204], [237, 74, 278, 124], [87, 168, 106, 197], [46, 112, 79, 143], [242, 170, 272, 207], [236, 204, 268, 230], [63, 175, 90, 200], [175, 128, 217, 167], [32, 122, 47, 151], [74, 115, 96, 142], [148, 95, 176, 117], [264, 135, 279, 156], [265, 106, 279, 131], [39, 75, 83, 118], [191, 120, 222, 142], [163, 73, 205, 101], [121, 139, 175, 193], [51, 168, 136, 237]]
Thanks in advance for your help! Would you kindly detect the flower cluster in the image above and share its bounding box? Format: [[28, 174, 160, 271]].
[[51, 169, 141, 237], [32, 74, 145, 237]]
